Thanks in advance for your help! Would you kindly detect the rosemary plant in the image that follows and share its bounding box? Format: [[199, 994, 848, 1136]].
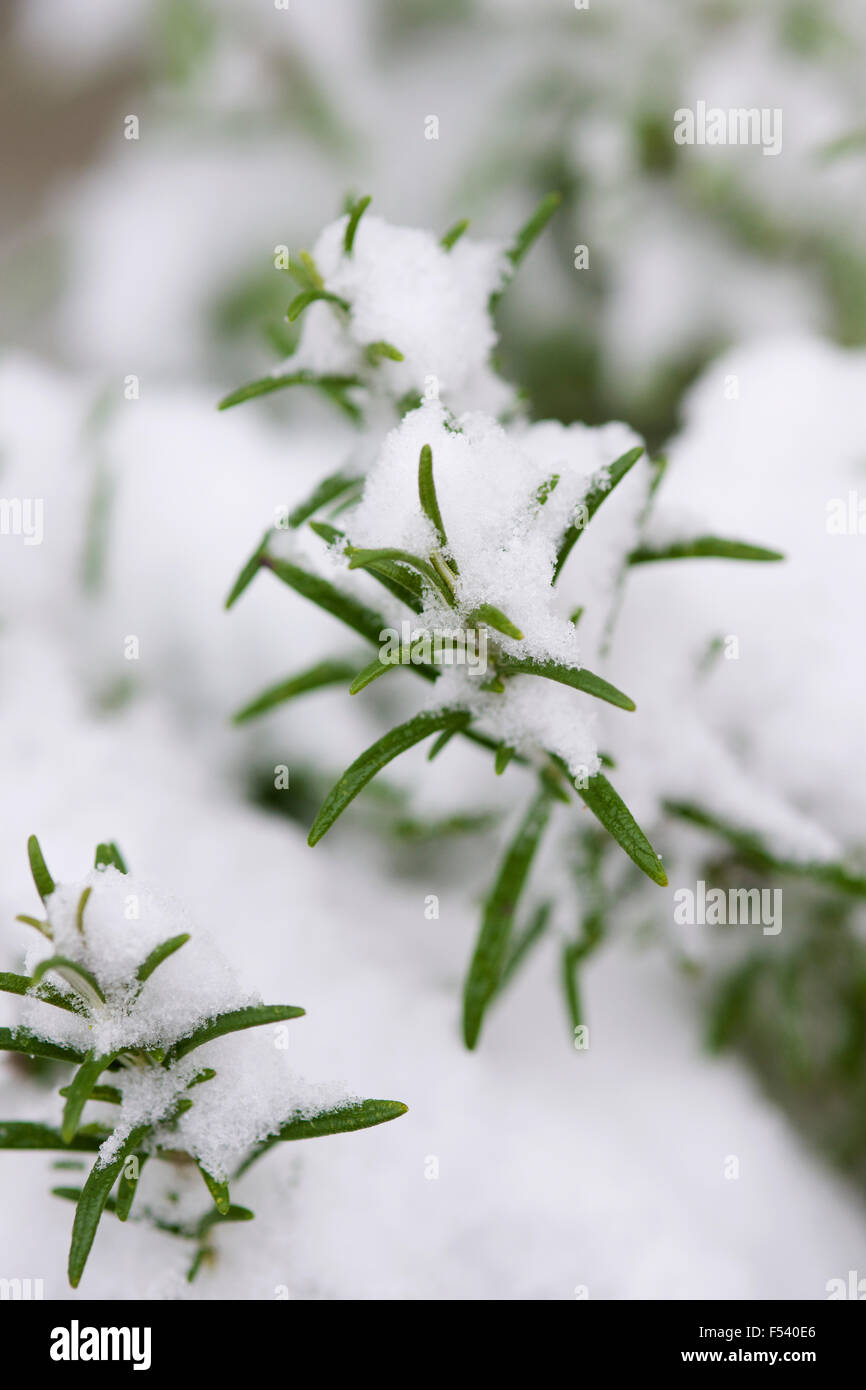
[[220, 194, 788, 1050], [0, 837, 406, 1287]]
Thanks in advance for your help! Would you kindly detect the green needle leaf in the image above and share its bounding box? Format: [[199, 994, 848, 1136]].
[[358, 556, 425, 614], [62, 1053, 117, 1143], [285, 252, 320, 292], [136, 934, 191, 985], [440, 218, 470, 250], [494, 744, 515, 775], [115, 1151, 148, 1221], [396, 390, 423, 415], [198, 1204, 255, 1235], [15, 913, 52, 939], [347, 547, 454, 606], [648, 452, 668, 500], [59, 1083, 121, 1106], [75, 887, 91, 935], [197, 1161, 231, 1215], [278, 1098, 407, 1141], [218, 371, 311, 410], [348, 655, 399, 695], [466, 604, 524, 640], [165, 1005, 306, 1064], [628, 537, 785, 565], [538, 760, 572, 804], [561, 942, 584, 1034], [308, 520, 344, 545], [553, 446, 645, 583], [427, 719, 469, 760], [430, 552, 458, 594], [576, 772, 667, 886], [233, 1099, 407, 1179], [288, 472, 360, 529], [31, 956, 105, 1006], [344, 194, 372, 255], [500, 901, 552, 991], [0, 1027, 86, 1065], [262, 554, 389, 646], [225, 529, 272, 609], [506, 192, 562, 270], [69, 1123, 151, 1287], [0, 1121, 109, 1152], [463, 787, 554, 1049], [297, 251, 324, 288], [287, 289, 349, 322], [233, 659, 360, 723], [365, 340, 405, 365], [418, 444, 448, 552], [496, 654, 635, 711], [94, 842, 127, 874], [27, 834, 55, 901], [0, 972, 35, 999], [217, 371, 362, 413], [308, 708, 471, 846]]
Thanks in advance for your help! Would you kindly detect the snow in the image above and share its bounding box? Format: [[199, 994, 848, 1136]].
[[17, 858, 354, 1181], [329, 399, 646, 777], [2, 661, 864, 1296], [288, 213, 513, 417], [24, 866, 251, 1055], [608, 335, 866, 862]]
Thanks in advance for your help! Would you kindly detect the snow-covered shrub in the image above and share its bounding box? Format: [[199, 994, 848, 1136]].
[[222, 197, 789, 1049], [0, 836, 406, 1287], [618, 335, 866, 1182]]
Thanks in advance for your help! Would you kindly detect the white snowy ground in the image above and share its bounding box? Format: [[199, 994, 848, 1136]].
[[0, 657, 863, 1302], [2, 341, 866, 1299]]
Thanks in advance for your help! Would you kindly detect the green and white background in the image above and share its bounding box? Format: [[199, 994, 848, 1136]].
[[1, 0, 866, 1300]]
